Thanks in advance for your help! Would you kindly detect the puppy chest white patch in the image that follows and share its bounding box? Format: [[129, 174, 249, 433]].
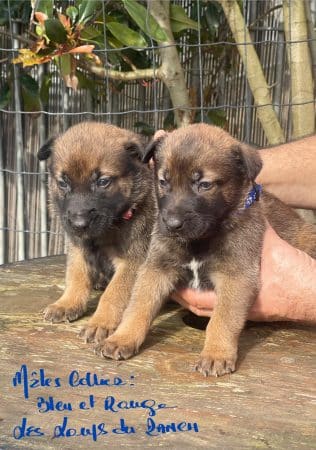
[[186, 259, 203, 290]]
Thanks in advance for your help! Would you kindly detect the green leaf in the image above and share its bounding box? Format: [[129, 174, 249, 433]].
[[107, 36, 123, 49], [44, 19, 67, 44], [134, 121, 155, 136], [170, 5, 199, 32], [77, 0, 101, 24], [39, 74, 52, 105], [122, 48, 151, 69], [76, 71, 97, 97], [0, 8, 8, 26], [205, 2, 221, 31], [206, 109, 227, 127], [123, 0, 168, 42], [21, 0, 32, 23], [163, 110, 175, 130], [37, 0, 53, 18], [20, 72, 41, 112], [20, 72, 39, 96], [106, 46, 122, 67], [66, 6, 78, 23], [79, 24, 105, 47], [55, 54, 72, 76], [80, 25, 102, 42], [0, 0, 31, 25], [170, 20, 191, 34], [35, 25, 44, 36], [0, 82, 11, 109], [0, 1, 9, 25], [107, 22, 147, 49]]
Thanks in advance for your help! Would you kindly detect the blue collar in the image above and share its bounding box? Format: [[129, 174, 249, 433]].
[[244, 183, 262, 209], [223, 182, 262, 229]]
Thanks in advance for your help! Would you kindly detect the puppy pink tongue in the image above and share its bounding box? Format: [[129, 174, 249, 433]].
[[123, 209, 133, 220]]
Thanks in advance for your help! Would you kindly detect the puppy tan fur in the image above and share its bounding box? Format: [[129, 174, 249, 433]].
[[97, 124, 316, 376], [38, 122, 156, 343]]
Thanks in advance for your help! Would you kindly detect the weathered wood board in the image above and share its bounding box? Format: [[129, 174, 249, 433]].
[[0, 256, 315, 449]]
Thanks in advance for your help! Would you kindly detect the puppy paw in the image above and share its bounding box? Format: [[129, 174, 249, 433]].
[[44, 302, 85, 323], [195, 350, 237, 377], [80, 301, 125, 344], [94, 334, 140, 361], [80, 322, 116, 344]]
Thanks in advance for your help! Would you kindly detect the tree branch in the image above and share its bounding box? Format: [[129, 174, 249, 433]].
[[283, 0, 315, 138], [218, 0, 285, 145], [79, 61, 160, 81], [149, 0, 192, 127]]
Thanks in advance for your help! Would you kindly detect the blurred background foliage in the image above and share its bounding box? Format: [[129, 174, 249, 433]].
[[1, 0, 234, 129]]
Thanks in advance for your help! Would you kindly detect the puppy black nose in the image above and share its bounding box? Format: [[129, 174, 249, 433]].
[[68, 213, 89, 230], [164, 215, 183, 230]]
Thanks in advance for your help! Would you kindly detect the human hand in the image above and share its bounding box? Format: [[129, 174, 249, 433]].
[[172, 224, 316, 323]]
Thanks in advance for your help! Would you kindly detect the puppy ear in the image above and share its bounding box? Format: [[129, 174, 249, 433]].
[[37, 137, 55, 161], [142, 130, 168, 163], [124, 142, 144, 161], [142, 135, 166, 163], [232, 144, 262, 181]]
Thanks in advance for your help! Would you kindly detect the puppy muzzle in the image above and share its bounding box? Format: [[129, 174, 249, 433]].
[[67, 209, 96, 234], [162, 214, 184, 231], [159, 210, 213, 240]]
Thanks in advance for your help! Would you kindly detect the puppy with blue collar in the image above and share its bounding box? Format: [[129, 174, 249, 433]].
[[97, 124, 316, 376]]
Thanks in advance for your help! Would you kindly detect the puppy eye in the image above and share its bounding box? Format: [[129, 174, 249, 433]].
[[97, 177, 111, 188], [198, 181, 213, 191], [58, 179, 68, 189], [159, 178, 168, 187]]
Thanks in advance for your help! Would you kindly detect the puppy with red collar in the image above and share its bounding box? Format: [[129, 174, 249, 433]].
[[38, 122, 156, 342]]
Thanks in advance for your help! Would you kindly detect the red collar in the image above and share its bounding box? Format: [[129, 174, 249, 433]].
[[122, 207, 135, 220]]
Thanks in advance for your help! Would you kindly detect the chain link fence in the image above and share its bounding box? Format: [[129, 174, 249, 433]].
[[1, 0, 315, 264]]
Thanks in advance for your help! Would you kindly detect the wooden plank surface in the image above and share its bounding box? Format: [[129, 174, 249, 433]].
[[0, 256, 315, 449]]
